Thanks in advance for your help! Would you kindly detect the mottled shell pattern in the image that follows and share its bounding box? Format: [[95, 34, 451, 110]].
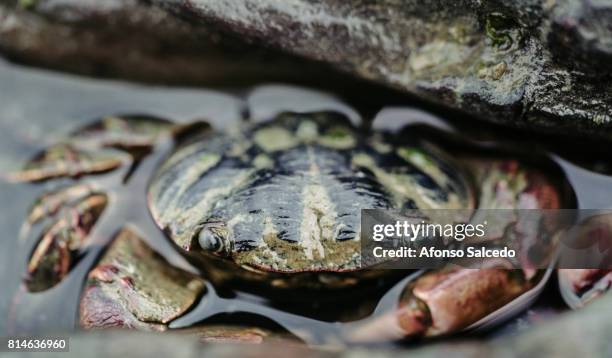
[[148, 112, 472, 273]]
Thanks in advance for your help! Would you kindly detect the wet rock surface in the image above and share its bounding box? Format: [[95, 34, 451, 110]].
[[0, 0, 343, 86], [1, 0, 611, 136], [2, 294, 612, 357], [549, 0, 612, 73], [171, 0, 612, 136]]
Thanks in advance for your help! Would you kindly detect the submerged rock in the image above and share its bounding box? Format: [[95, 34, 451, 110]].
[[3, 0, 610, 137], [12, 293, 612, 357]]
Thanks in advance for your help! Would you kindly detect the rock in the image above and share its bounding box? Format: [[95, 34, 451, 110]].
[[549, 0, 612, 73], [0, 331, 326, 358], [4, 293, 612, 357], [178, 325, 300, 345], [0, 0, 344, 86], [166, 0, 612, 136], [2, 0, 610, 136]]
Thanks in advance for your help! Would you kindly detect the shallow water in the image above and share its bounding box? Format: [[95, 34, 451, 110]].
[[0, 59, 373, 339], [0, 58, 608, 347], [0, 59, 240, 335]]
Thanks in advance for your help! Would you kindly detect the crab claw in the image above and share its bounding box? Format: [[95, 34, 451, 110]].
[[559, 269, 612, 307], [397, 265, 532, 337], [349, 260, 535, 342]]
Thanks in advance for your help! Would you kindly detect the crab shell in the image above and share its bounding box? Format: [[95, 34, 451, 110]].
[[147, 112, 474, 289]]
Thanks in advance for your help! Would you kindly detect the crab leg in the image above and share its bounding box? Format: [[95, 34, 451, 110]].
[[13, 115, 182, 291], [559, 269, 612, 307], [25, 193, 107, 292], [349, 260, 535, 342], [6, 145, 127, 182], [396, 266, 533, 337], [26, 184, 95, 225]]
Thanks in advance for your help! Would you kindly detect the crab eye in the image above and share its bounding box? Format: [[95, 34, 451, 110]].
[[197, 224, 230, 256], [198, 229, 221, 252]]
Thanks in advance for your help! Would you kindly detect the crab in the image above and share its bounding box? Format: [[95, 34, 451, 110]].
[[8, 109, 570, 344], [147, 111, 477, 290]]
